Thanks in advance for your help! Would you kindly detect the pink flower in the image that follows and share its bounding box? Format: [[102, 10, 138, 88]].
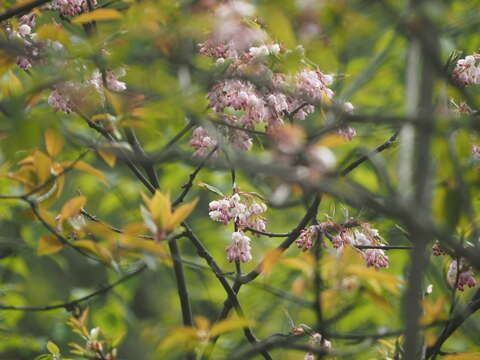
[[226, 231, 252, 262], [48, 87, 73, 113], [106, 69, 127, 92], [304, 332, 332, 359], [337, 126, 357, 141], [307, 146, 337, 173], [295, 226, 318, 251], [51, 0, 97, 17], [296, 69, 335, 102], [364, 248, 389, 269], [208, 193, 268, 233], [472, 145, 480, 161], [190, 127, 218, 157], [208, 199, 232, 224], [447, 259, 477, 291], [452, 54, 480, 86]]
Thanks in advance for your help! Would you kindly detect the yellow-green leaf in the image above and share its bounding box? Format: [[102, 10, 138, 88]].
[[158, 327, 199, 352], [421, 297, 448, 326], [47, 341, 60, 355], [167, 198, 198, 231], [122, 237, 166, 255], [150, 191, 171, 231], [73, 240, 99, 256], [71, 9, 123, 24], [64, 160, 108, 184], [194, 316, 210, 332], [38, 235, 64, 256], [34, 150, 52, 184], [45, 129, 64, 157], [261, 7, 296, 48], [443, 354, 480, 360], [259, 248, 283, 276], [60, 196, 86, 220], [346, 264, 403, 294], [36, 24, 70, 46], [98, 149, 116, 167], [210, 318, 255, 337], [280, 257, 313, 276]]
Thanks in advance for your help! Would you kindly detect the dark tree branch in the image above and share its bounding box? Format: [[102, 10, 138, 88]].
[[0, 0, 52, 22], [183, 223, 272, 360], [340, 131, 399, 176], [172, 145, 218, 207]]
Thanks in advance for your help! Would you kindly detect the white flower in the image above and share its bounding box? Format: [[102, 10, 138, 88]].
[[249, 45, 270, 58], [18, 24, 31, 36], [269, 43, 281, 55], [343, 101, 354, 113], [308, 146, 336, 173]]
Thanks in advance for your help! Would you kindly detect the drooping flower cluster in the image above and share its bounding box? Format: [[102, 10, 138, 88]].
[[209, 192, 267, 262], [295, 226, 318, 251], [447, 258, 476, 291], [48, 68, 127, 113], [452, 54, 480, 86], [296, 219, 389, 269], [431, 241, 477, 291], [5, 13, 63, 70], [209, 192, 267, 232], [50, 0, 97, 17], [304, 332, 332, 360], [226, 231, 252, 262], [189, 126, 218, 157], [193, 0, 355, 156], [472, 144, 480, 161]]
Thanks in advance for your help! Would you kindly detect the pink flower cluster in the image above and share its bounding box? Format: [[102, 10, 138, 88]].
[[209, 192, 267, 262], [198, 1, 264, 60], [193, 1, 356, 156], [304, 333, 332, 360], [51, 0, 97, 17], [295, 226, 318, 251], [189, 127, 218, 157], [209, 193, 267, 232], [453, 54, 480, 86], [447, 258, 476, 291], [472, 144, 480, 161], [297, 219, 389, 269], [226, 231, 252, 262], [48, 69, 126, 113], [6, 13, 39, 70]]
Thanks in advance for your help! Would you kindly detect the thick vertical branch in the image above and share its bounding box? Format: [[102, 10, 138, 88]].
[[401, 3, 438, 358]]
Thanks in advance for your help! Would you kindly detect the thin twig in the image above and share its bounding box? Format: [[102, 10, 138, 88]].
[[0, 264, 146, 311]]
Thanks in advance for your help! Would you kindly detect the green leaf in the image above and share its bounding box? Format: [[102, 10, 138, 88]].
[[199, 182, 225, 197], [47, 341, 60, 356], [34, 355, 54, 360]]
